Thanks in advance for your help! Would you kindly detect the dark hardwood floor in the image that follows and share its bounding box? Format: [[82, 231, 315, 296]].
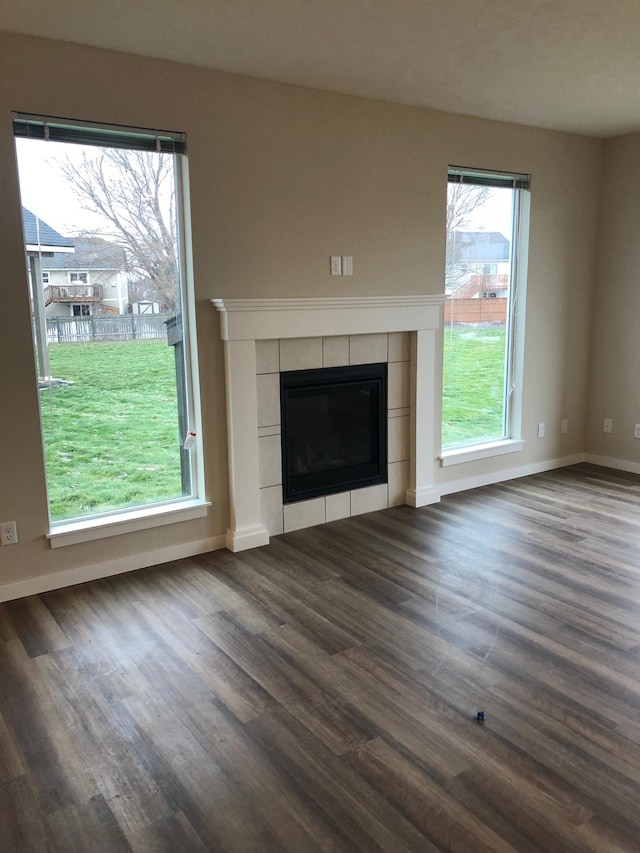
[[2, 463, 640, 851]]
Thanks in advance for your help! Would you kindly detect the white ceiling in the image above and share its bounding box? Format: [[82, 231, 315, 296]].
[[3, 0, 640, 138]]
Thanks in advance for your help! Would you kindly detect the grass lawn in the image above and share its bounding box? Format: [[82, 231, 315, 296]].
[[442, 324, 507, 447], [41, 340, 183, 521]]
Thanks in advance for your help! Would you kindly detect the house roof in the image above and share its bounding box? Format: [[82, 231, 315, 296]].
[[22, 207, 75, 253], [448, 231, 510, 264], [42, 238, 127, 272]]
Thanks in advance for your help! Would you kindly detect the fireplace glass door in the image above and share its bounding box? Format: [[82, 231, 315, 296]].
[[280, 362, 387, 504]]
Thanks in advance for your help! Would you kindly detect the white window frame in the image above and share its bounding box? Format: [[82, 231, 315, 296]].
[[440, 166, 530, 467], [69, 271, 89, 284], [14, 113, 208, 544]]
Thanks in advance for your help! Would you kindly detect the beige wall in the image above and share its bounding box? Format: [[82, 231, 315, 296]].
[[0, 31, 602, 592], [586, 133, 640, 464]]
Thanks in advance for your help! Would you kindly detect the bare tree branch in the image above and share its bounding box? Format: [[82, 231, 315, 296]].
[[59, 150, 179, 312], [445, 183, 491, 293]]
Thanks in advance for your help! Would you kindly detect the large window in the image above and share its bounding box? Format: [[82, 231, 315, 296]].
[[442, 167, 529, 453], [14, 115, 201, 527]]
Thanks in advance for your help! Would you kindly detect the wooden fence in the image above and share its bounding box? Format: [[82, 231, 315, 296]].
[[46, 314, 171, 343], [444, 297, 507, 324]]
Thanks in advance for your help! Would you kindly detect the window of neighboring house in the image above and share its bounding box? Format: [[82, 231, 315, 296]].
[[42, 271, 49, 284], [442, 167, 530, 457], [14, 114, 203, 532]]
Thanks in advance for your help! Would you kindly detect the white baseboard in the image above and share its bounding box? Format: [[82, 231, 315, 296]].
[[0, 535, 226, 603], [405, 486, 441, 507], [226, 524, 270, 552], [438, 452, 587, 497], [584, 454, 640, 476]]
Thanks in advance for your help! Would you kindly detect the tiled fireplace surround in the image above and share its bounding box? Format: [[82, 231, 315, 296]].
[[212, 296, 444, 552]]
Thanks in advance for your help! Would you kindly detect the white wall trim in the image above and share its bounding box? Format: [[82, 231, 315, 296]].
[[440, 438, 525, 467], [584, 454, 640, 475], [438, 453, 586, 497], [0, 535, 225, 603], [212, 295, 444, 341], [48, 499, 211, 548], [226, 523, 270, 553], [405, 486, 441, 507]]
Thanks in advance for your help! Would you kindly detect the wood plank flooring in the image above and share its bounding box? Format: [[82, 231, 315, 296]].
[[2, 463, 640, 851]]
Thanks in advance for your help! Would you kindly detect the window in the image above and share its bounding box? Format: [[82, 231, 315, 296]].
[[442, 166, 529, 457], [42, 271, 49, 284], [14, 114, 202, 531]]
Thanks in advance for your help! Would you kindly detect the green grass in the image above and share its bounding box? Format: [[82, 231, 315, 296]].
[[442, 324, 507, 447], [41, 341, 183, 521]]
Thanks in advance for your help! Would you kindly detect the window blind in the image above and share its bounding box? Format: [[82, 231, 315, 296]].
[[13, 114, 186, 155], [448, 166, 530, 191]]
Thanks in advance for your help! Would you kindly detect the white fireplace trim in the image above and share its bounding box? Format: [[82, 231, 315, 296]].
[[212, 296, 444, 552]]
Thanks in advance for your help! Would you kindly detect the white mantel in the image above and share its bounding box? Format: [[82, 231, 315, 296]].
[[212, 295, 444, 552]]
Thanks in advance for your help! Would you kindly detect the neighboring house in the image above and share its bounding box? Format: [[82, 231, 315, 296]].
[[22, 207, 129, 317], [41, 237, 129, 317], [446, 230, 510, 298]]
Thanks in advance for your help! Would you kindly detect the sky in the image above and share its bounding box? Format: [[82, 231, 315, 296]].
[[16, 138, 111, 236]]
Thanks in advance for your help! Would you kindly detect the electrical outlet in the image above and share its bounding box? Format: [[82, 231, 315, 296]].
[[537, 422, 545, 438], [330, 256, 342, 276], [561, 419, 568, 434], [603, 418, 613, 434], [0, 521, 18, 546], [634, 424, 640, 439]]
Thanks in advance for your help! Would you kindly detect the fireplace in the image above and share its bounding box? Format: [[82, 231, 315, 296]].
[[281, 363, 387, 503], [212, 296, 443, 552]]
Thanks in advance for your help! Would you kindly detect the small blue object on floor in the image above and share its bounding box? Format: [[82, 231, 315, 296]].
[[475, 711, 485, 722]]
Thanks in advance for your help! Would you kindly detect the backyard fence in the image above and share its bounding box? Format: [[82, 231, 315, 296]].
[[46, 314, 171, 343], [444, 297, 507, 325]]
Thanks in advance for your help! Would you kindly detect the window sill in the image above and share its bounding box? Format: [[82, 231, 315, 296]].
[[439, 439, 525, 467], [47, 499, 211, 548]]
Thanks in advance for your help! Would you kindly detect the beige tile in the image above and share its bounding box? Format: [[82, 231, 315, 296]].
[[349, 333, 388, 365], [257, 373, 280, 427], [259, 434, 282, 488], [388, 415, 410, 463], [388, 361, 410, 409], [322, 336, 349, 368], [350, 483, 388, 516], [325, 491, 351, 522], [260, 486, 283, 535], [283, 497, 326, 533], [388, 406, 410, 419], [258, 424, 281, 438], [388, 331, 411, 363], [388, 461, 409, 507], [279, 337, 323, 372], [256, 339, 279, 374]]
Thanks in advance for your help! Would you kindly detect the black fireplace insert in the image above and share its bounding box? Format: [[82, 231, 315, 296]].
[[280, 362, 387, 504]]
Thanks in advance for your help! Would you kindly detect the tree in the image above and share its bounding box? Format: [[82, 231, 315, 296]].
[[60, 149, 179, 313], [445, 183, 490, 294]]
